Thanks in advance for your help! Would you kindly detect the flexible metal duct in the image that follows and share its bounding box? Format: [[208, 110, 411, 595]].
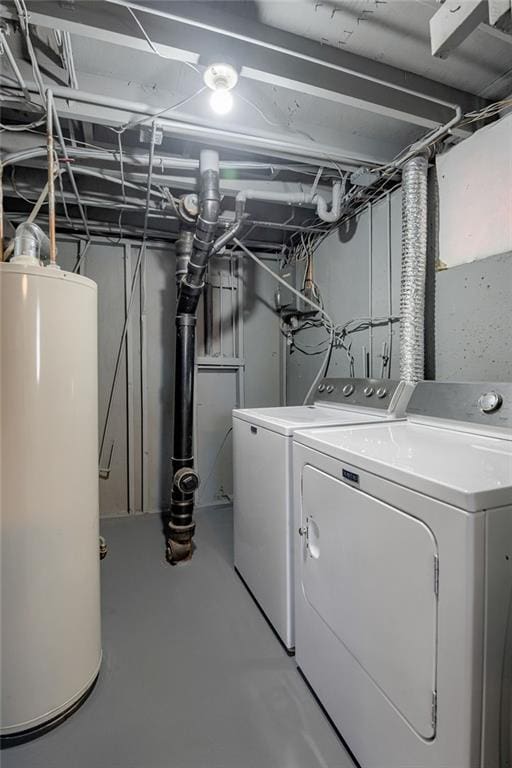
[[399, 153, 428, 383], [12, 222, 50, 265]]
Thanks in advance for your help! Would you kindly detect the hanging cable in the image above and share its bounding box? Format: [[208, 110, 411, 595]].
[[111, 86, 206, 134], [232, 237, 335, 404], [13, 0, 46, 101], [126, 6, 200, 74], [98, 121, 157, 465], [72, 239, 92, 274]]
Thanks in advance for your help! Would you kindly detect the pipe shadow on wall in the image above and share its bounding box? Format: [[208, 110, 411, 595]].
[[155, 248, 176, 529], [240, 253, 279, 317], [425, 165, 438, 380], [337, 217, 358, 244]]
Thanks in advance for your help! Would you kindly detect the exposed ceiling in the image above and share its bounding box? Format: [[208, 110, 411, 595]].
[[219, 0, 512, 99], [1, 0, 511, 249]]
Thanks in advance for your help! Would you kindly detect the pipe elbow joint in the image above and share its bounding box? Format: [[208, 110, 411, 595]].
[[316, 181, 344, 223]]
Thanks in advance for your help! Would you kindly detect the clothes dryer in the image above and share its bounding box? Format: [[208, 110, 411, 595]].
[[293, 381, 512, 768]]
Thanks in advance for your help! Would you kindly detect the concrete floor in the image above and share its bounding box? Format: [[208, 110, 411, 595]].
[[4, 508, 356, 768]]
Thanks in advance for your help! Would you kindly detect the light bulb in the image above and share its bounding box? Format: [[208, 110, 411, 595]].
[[210, 88, 233, 115]]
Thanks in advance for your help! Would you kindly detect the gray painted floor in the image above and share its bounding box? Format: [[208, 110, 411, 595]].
[[4, 508, 355, 768]]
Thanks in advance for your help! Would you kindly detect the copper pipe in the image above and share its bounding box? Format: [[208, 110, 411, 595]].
[[303, 252, 315, 299], [0, 166, 4, 262], [46, 90, 57, 265]]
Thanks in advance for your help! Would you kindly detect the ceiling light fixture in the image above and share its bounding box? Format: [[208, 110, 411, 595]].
[[204, 63, 238, 116]]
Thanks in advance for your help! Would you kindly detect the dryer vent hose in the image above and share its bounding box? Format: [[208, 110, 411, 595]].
[[399, 153, 428, 383]]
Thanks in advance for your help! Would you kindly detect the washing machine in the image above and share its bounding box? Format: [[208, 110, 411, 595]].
[[232, 377, 414, 652], [293, 380, 512, 768]]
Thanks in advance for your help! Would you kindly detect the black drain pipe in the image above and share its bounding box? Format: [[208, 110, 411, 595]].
[[167, 149, 226, 564]]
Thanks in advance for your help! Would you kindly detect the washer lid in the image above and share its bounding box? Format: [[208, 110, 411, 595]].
[[294, 421, 512, 511], [232, 405, 385, 436]]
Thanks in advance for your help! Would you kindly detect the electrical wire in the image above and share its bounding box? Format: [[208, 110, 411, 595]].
[[72, 239, 92, 274], [369, 97, 512, 178], [56, 160, 74, 229], [0, 116, 46, 132], [233, 237, 333, 328], [98, 121, 158, 465], [13, 0, 46, 101], [117, 131, 126, 239], [126, 5, 201, 75], [233, 236, 335, 404], [111, 85, 207, 134], [198, 426, 233, 502]]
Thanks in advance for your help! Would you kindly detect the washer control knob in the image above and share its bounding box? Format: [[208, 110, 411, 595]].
[[376, 387, 388, 399], [326, 385, 334, 394], [478, 391, 503, 414], [318, 384, 326, 392], [342, 384, 354, 397], [363, 386, 374, 397]]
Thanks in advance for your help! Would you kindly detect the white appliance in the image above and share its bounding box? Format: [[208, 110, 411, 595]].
[[1, 263, 102, 743], [233, 377, 414, 651], [293, 381, 512, 768]]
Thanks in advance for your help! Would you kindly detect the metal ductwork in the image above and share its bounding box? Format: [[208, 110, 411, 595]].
[[12, 221, 51, 266], [399, 153, 428, 383]]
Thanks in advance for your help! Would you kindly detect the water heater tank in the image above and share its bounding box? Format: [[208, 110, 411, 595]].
[[0, 262, 102, 742]]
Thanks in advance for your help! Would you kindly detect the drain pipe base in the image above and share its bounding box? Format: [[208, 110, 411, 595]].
[[166, 522, 196, 564]]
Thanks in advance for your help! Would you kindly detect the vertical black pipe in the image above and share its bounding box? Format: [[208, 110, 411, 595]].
[[167, 150, 221, 564], [169, 315, 196, 524]]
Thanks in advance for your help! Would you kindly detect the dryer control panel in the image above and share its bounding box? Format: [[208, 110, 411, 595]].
[[313, 378, 412, 415], [407, 381, 512, 434]]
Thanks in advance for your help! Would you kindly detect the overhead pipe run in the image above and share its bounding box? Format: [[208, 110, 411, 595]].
[[46, 90, 57, 266], [168, 149, 241, 564], [1, 133, 341, 175], [235, 179, 345, 224], [399, 153, 429, 383], [5, 82, 364, 168]]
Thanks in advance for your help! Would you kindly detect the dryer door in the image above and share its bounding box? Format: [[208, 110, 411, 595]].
[[300, 465, 438, 739]]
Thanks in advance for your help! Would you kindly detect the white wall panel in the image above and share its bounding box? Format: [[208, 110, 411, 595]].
[[437, 113, 512, 268], [55, 236, 281, 517]]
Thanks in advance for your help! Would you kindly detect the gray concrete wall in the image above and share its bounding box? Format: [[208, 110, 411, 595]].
[[434, 253, 512, 381], [286, 189, 512, 405], [57, 236, 282, 517]]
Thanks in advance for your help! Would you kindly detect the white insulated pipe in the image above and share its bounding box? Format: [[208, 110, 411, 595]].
[[199, 149, 220, 173], [315, 180, 344, 222], [399, 153, 428, 383], [235, 180, 344, 223]]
